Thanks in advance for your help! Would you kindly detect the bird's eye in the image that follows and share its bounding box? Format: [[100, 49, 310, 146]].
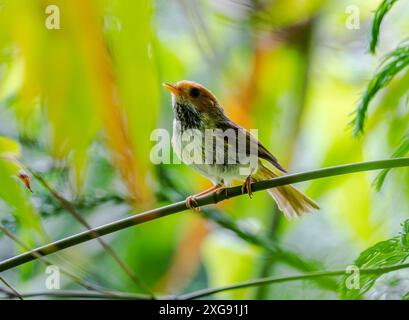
[[189, 87, 200, 98]]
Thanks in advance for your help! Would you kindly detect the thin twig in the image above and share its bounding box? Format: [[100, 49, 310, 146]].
[[0, 158, 408, 273], [0, 224, 123, 298], [200, 208, 338, 291], [10, 261, 409, 300], [6, 289, 153, 300], [179, 262, 409, 299], [0, 285, 13, 298], [29, 170, 154, 298], [0, 276, 23, 300]]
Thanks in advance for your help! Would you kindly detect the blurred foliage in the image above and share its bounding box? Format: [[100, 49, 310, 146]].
[[0, 0, 409, 300], [353, 0, 409, 192], [0, 136, 44, 240], [353, 43, 409, 136], [340, 220, 409, 299], [374, 133, 409, 190]]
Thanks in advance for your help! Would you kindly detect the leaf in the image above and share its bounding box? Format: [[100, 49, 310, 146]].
[[352, 44, 409, 136], [0, 136, 21, 158], [339, 220, 409, 299], [369, 0, 399, 54], [0, 136, 44, 239], [1, 1, 158, 202], [105, 0, 159, 204], [373, 134, 409, 190], [0, 135, 27, 187], [0, 57, 24, 103], [0, 135, 32, 190]]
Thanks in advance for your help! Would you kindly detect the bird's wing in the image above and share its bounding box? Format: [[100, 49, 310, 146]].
[[246, 130, 287, 173], [217, 119, 287, 173]]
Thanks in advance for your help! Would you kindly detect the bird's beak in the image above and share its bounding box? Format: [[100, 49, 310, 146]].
[[163, 83, 180, 96]]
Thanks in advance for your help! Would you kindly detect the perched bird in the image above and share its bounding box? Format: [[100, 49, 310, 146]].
[[163, 80, 319, 219]]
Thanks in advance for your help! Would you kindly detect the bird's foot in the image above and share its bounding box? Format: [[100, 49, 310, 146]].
[[185, 195, 201, 212], [242, 174, 254, 199], [185, 184, 226, 212], [215, 185, 228, 198]]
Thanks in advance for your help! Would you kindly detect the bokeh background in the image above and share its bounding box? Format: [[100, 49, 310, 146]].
[[1, 0, 409, 299]]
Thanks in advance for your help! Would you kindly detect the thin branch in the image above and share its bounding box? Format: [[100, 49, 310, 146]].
[[5, 290, 152, 300], [0, 224, 122, 298], [157, 166, 337, 291], [200, 208, 338, 291], [11, 262, 409, 300], [0, 285, 13, 298], [29, 170, 154, 298], [0, 276, 23, 300], [179, 262, 409, 300], [0, 158, 408, 273]]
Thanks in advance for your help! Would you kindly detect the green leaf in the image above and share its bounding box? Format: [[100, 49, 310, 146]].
[[352, 44, 409, 136], [340, 220, 409, 299], [0, 137, 45, 240], [0, 136, 21, 157], [369, 0, 399, 54], [374, 134, 409, 190]]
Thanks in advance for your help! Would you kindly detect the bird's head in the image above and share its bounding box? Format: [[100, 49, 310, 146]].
[[163, 81, 225, 127]]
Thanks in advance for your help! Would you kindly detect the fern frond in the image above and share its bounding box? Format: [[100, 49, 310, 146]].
[[352, 44, 409, 136], [340, 219, 409, 299], [374, 134, 409, 190], [370, 0, 399, 54]]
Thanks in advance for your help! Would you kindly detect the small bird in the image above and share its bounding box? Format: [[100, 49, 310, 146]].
[[163, 80, 319, 219]]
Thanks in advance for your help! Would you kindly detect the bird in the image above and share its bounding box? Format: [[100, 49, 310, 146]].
[[163, 80, 319, 219]]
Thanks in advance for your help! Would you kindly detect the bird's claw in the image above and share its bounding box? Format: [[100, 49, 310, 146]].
[[242, 175, 253, 199], [185, 195, 200, 212], [216, 185, 228, 198]]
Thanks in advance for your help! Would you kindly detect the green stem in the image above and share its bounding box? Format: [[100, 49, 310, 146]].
[[0, 157, 408, 272], [0, 224, 120, 297], [29, 170, 155, 298], [10, 262, 409, 300], [3, 290, 151, 300], [0, 276, 23, 300], [179, 262, 409, 300], [158, 167, 338, 291]]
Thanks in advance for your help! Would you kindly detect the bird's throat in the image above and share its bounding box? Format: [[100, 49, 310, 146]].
[[173, 102, 203, 130]]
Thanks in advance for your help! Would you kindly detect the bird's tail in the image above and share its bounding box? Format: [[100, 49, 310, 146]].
[[253, 165, 319, 220]]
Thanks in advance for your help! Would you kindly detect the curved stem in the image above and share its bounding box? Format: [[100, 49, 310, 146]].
[[0, 157, 408, 272], [0, 276, 23, 300], [10, 262, 409, 300], [0, 224, 119, 297], [179, 262, 409, 300], [29, 170, 155, 298]]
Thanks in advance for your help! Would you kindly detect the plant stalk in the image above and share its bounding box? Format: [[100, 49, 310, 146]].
[[1, 157, 408, 273]]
